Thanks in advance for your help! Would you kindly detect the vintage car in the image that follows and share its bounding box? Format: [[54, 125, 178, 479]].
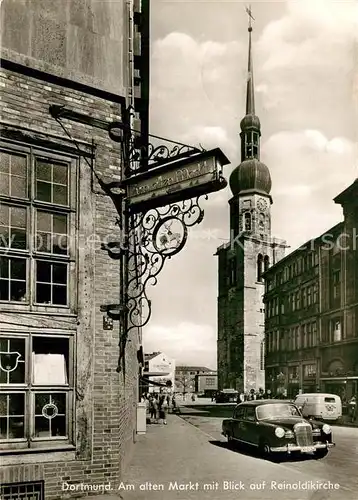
[[222, 400, 335, 459], [216, 389, 239, 403]]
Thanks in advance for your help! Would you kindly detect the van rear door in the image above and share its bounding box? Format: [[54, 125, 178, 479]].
[[323, 396, 339, 419]]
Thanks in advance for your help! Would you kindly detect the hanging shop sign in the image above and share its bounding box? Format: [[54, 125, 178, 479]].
[[125, 148, 230, 213]]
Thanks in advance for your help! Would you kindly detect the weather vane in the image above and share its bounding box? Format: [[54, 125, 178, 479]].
[[245, 4, 255, 31]]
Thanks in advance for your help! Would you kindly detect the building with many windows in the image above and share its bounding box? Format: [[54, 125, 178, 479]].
[[0, 1, 149, 498], [264, 180, 358, 401], [194, 372, 218, 397]]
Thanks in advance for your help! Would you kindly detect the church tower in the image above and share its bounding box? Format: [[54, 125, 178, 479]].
[[216, 11, 286, 393]]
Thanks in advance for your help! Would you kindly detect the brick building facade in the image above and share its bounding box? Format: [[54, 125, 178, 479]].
[[0, 0, 148, 498], [264, 180, 358, 401], [216, 23, 286, 393]]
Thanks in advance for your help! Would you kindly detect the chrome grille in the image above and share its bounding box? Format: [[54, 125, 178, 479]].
[[294, 423, 313, 446]]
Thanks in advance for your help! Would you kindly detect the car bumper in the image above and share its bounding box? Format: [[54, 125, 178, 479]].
[[270, 442, 335, 453]]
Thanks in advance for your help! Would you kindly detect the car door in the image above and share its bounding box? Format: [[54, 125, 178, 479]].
[[232, 405, 246, 441], [241, 406, 258, 446]]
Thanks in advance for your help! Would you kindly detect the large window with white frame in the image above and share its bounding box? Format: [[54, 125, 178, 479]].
[[0, 144, 77, 309], [0, 333, 74, 450]]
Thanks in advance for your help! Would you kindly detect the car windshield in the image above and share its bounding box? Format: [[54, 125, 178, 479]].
[[256, 403, 301, 420]]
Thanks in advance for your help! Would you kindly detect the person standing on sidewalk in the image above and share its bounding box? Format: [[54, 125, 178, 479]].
[[149, 394, 158, 424], [158, 394, 168, 425]]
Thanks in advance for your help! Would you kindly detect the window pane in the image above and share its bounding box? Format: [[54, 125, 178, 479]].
[[53, 185, 68, 205], [36, 181, 51, 202], [53, 285, 67, 305], [36, 212, 68, 254], [32, 337, 69, 385], [10, 281, 27, 302], [0, 203, 9, 246], [0, 338, 26, 384], [53, 263, 67, 284], [36, 261, 51, 282], [36, 161, 52, 181], [0, 280, 9, 300], [53, 235, 67, 255], [37, 211, 51, 231], [0, 173, 9, 196], [0, 205, 27, 249], [0, 257, 27, 302], [10, 153, 27, 176], [36, 232, 52, 252], [36, 283, 51, 303], [53, 163, 68, 184], [0, 393, 25, 440], [0, 257, 9, 278], [0, 151, 10, 173], [53, 214, 67, 234], [10, 258, 26, 280], [34, 393, 67, 438], [11, 175, 27, 198]]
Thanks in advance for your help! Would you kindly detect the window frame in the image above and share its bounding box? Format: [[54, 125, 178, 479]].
[[0, 141, 78, 312], [0, 331, 74, 451]]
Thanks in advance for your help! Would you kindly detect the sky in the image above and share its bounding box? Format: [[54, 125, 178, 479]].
[[142, 0, 358, 369]]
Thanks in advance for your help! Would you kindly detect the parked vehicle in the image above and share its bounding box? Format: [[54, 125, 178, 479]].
[[222, 400, 335, 459], [216, 389, 239, 403], [294, 393, 342, 422]]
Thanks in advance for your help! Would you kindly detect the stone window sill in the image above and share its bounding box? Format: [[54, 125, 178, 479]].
[[0, 446, 76, 465]]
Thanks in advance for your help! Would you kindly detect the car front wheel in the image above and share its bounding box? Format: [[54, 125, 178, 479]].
[[314, 449, 328, 459], [259, 439, 271, 458]]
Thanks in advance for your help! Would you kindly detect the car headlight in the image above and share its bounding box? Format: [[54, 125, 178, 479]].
[[275, 427, 285, 438], [322, 424, 331, 434]]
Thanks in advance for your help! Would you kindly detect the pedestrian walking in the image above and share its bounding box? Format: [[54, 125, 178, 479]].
[[158, 395, 168, 424], [149, 395, 158, 423], [348, 395, 357, 423], [171, 394, 177, 413]]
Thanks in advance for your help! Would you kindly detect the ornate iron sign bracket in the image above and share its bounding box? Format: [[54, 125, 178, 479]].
[[49, 104, 229, 373]]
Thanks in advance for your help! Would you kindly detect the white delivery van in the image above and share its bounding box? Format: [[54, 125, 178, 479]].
[[294, 393, 342, 422]]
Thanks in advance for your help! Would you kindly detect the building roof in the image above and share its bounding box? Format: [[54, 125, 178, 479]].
[[176, 366, 213, 372], [334, 178, 358, 205], [144, 352, 162, 361], [229, 158, 272, 197], [263, 221, 343, 276]]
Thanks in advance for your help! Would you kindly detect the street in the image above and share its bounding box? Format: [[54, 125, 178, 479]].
[[178, 401, 358, 497], [120, 402, 357, 500]]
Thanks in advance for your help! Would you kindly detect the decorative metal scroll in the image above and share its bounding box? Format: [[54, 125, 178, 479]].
[[123, 106, 203, 176], [125, 195, 208, 333]]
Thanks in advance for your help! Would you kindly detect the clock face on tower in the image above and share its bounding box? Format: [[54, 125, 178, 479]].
[[257, 198, 268, 211]]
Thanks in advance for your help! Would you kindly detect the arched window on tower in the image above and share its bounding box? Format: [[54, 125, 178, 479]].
[[245, 133, 253, 158], [253, 132, 259, 158], [244, 212, 252, 232], [257, 254, 263, 282], [264, 255, 270, 273]]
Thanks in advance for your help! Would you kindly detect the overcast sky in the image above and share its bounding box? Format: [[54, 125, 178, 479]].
[[142, 0, 358, 369]]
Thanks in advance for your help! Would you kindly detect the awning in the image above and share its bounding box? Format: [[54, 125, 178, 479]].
[[142, 372, 170, 377], [320, 376, 358, 381], [139, 376, 171, 388]]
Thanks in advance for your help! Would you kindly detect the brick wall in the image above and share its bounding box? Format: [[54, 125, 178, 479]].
[[0, 66, 140, 498]]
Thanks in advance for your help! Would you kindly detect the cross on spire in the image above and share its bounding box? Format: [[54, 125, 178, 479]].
[[245, 4, 255, 32]]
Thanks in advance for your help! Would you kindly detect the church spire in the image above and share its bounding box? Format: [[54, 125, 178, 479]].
[[246, 6, 255, 115], [240, 6, 261, 162]]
